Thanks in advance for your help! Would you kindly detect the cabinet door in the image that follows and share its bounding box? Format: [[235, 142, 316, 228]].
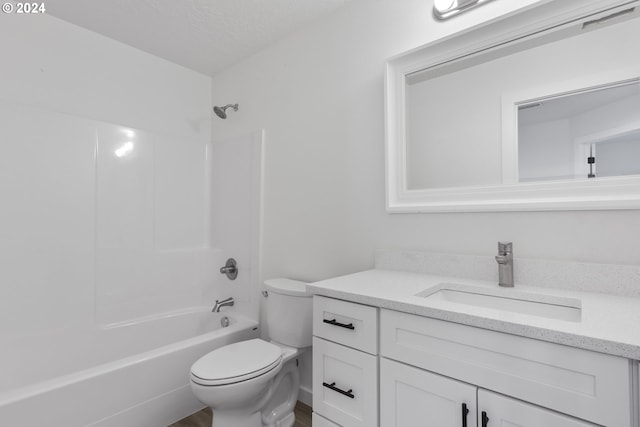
[[381, 309, 630, 426], [478, 389, 598, 427], [380, 358, 477, 427]]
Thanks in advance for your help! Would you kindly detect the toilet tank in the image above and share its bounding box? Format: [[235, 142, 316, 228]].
[[264, 278, 312, 348]]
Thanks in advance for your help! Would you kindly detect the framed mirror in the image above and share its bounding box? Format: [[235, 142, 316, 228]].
[[385, 0, 640, 212]]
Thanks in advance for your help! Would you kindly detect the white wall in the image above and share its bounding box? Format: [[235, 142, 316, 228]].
[[519, 119, 574, 181], [596, 137, 640, 177], [209, 0, 640, 284], [0, 13, 214, 336], [210, 131, 264, 320]]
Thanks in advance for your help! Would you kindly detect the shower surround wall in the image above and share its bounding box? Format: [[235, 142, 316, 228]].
[[0, 13, 231, 357]]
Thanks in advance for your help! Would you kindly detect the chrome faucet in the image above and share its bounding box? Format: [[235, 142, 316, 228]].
[[212, 297, 234, 312], [495, 242, 514, 287]]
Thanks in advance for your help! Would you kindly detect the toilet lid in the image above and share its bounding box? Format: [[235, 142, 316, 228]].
[[191, 339, 282, 386], [264, 278, 310, 297]]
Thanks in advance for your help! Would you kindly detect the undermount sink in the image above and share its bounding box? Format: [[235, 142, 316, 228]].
[[418, 284, 582, 322]]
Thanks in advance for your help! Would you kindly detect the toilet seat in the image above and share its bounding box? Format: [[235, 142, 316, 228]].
[[191, 339, 283, 386]]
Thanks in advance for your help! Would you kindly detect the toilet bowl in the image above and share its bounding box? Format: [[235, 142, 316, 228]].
[[190, 278, 311, 427]]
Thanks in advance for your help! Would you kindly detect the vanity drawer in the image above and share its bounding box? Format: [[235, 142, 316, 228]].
[[312, 412, 341, 427], [312, 337, 378, 427], [313, 296, 377, 354], [380, 309, 631, 427]]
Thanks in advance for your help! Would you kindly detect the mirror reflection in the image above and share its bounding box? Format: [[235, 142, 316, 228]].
[[518, 81, 640, 182], [405, 7, 640, 190]]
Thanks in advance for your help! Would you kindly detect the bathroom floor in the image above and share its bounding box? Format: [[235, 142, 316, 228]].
[[169, 401, 312, 427]]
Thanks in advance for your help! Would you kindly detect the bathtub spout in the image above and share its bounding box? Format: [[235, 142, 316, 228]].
[[212, 297, 234, 312]]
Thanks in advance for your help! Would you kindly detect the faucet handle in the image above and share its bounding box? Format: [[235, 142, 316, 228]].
[[220, 258, 238, 280], [498, 241, 512, 254]]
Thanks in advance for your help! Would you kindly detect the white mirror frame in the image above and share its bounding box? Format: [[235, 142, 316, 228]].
[[385, 0, 640, 213]]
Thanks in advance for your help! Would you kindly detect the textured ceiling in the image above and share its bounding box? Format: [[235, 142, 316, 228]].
[[47, 0, 354, 76]]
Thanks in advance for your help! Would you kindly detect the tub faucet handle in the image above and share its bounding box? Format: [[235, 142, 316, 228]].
[[220, 258, 238, 280]]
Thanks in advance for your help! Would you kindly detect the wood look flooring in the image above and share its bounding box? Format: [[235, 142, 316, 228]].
[[169, 401, 312, 427]]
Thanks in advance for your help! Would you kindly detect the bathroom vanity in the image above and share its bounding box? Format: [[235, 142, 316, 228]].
[[309, 269, 640, 427], [312, 2, 640, 422]]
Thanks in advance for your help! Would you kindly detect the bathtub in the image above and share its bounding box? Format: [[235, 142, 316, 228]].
[[0, 309, 259, 426]]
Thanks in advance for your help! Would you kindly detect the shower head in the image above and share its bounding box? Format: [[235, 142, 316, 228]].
[[213, 104, 239, 119]]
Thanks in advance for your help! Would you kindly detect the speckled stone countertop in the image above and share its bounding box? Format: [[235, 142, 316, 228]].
[[309, 269, 640, 360]]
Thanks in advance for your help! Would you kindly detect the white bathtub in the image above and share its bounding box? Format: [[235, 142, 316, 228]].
[[0, 309, 259, 426]]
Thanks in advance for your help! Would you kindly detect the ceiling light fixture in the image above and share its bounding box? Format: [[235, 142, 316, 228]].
[[433, 0, 495, 20]]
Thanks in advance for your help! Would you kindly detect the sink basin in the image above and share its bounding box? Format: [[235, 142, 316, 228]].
[[419, 284, 581, 322]]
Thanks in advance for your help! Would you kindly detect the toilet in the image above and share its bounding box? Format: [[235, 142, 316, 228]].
[[190, 278, 312, 427]]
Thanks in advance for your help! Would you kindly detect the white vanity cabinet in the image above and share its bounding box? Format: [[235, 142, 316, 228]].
[[381, 358, 596, 426], [380, 309, 631, 427], [312, 296, 379, 427], [312, 296, 635, 427]]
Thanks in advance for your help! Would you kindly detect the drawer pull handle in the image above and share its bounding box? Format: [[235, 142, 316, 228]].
[[461, 403, 469, 427], [323, 318, 355, 330], [481, 411, 489, 427], [322, 381, 355, 399]]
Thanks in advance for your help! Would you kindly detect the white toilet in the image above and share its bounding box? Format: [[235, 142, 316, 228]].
[[190, 278, 312, 427]]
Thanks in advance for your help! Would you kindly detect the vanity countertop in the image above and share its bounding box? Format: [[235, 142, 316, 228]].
[[309, 269, 640, 360]]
